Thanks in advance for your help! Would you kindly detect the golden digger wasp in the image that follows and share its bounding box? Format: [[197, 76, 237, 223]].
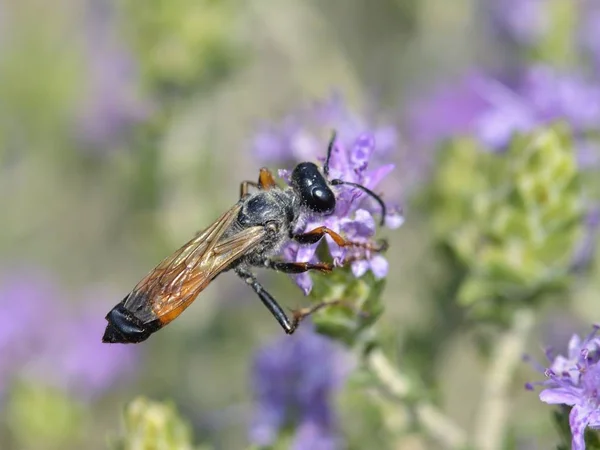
[[102, 132, 388, 344]]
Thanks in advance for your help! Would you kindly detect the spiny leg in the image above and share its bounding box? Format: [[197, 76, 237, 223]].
[[236, 267, 341, 335], [289, 299, 345, 332], [265, 260, 333, 274], [240, 180, 260, 198], [236, 267, 295, 333], [293, 226, 388, 252]]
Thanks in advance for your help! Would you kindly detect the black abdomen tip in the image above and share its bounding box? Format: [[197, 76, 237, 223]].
[[102, 322, 128, 343], [102, 302, 158, 344]]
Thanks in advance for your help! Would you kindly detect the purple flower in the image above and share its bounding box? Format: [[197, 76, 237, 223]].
[[0, 268, 56, 391], [253, 94, 404, 294], [485, 0, 549, 47], [406, 70, 537, 164], [580, 2, 600, 70], [0, 267, 138, 400], [406, 65, 600, 167], [252, 92, 399, 164], [249, 326, 353, 449], [487, 0, 600, 74], [526, 325, 600, 449], [76, 0, 151, 149], [572, 207, 600, 270]]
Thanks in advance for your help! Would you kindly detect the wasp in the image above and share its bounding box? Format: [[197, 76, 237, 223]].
[[102, 132, 388, 344]]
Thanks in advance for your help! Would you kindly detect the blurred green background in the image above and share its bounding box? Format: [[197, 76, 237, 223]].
[[1, 0, 599, 449]]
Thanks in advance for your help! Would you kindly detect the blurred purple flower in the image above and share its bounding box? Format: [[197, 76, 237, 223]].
[[580, 1, 600, 71], [0, 267, 137, 401], [406, 72, 495, 150], [485, 0, 549, 47], [253, 94, 404, 294], [252, 92, 399, 164], [76, 0, 151, 149], [409, 68, 600, 276], [0, 269, 56, 391], [487, 0, 600, 74], [249, 326, 353, 449], [526, 325, 600, 449], [572, 207, 600, 271], [406, 65, 600, 167]]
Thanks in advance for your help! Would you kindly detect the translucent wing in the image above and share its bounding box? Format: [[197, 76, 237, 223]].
[[122, 204, 266, 326]]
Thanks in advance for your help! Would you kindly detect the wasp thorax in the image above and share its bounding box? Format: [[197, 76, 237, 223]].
[[291, 162, 336, 214]]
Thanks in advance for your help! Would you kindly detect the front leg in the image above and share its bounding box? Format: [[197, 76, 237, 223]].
[[239, 180, 260, 198], [265, 260, 333, 274], [293, 226, 388, 252]]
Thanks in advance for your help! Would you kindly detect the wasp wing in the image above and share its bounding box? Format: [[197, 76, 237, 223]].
[[121, 204, 266, 326]]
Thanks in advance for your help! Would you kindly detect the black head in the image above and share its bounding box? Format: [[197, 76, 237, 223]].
[[289, 131, 389, 225], [290, 162, 336, 214]]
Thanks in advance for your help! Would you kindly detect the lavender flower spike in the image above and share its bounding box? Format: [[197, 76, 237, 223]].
[[252, 94, 404, 294], [526, 326, 600, 449], [249, 325, 353, 449], [0, 267, 138, 401], [76, 0, 151, 150], [277, 131, 403, 295]]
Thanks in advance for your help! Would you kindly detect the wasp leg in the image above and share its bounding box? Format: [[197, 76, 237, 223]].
[[258, 167, 277, 189], [240, 168, 277, 198], [290, 299, 345, 330], [235, 267, 340, 334], [293, 226, 388, 252], [240, 181, 260, 198], [265, 260, 333, 273], [236, 267, 295, 334]]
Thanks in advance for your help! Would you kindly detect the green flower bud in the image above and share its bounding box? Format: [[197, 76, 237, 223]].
[[428, 125, 584, 318], [119, 0, 243, 94], [5, 383, 85, 450], [309, 268, 385, 347], [111, 397, 198, 450]]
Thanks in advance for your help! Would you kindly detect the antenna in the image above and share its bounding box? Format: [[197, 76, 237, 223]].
[[330, 179, 387, 226], [323, 130, 337, 178]]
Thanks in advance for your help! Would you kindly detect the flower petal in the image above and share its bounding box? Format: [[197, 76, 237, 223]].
[[475, 102, 534, 150], [329, 139, 351, 182], [570, 405, 592, 450], [351, 133, 375, 172], [385, 211, 405, 229], [249, 405, 285, 447], [351, 260, 369, 278], [362, 163, 395, 190], [587, 408, 600, 428], [369, 255, 389, 279], [292, 419, 341, 450], [294, 273, 313, 296], [296, 244, 319, 263], [340, 209, 376, 239], [539, 387, 581, 405]]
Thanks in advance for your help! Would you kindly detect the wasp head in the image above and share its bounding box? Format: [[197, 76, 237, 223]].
[[290, 162, 336, 214]]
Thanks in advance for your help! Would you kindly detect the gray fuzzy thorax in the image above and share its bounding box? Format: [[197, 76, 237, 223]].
[[227, 188, 305, 267]]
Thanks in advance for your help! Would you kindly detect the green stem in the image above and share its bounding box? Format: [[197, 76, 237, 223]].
[[367, 348, 468, 449], [472, 308, 536, 450]]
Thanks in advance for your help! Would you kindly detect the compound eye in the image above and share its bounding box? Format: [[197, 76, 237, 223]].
[[309, 187, 335, 213]]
